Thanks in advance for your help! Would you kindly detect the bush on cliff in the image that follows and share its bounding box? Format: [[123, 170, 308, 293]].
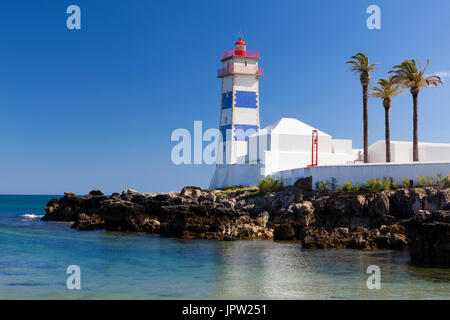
[[443, 174, 450, 188], [258, 176, 285, 193]]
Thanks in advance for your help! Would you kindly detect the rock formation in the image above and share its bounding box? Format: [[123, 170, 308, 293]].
[[41, 184, 450, 267]]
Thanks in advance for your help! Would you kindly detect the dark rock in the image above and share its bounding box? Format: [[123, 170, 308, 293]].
[[408, 210, 450, 267], [72, 213, 105, 230], [40, 186, 450, 266], [293, 176, 312, 201], [444, 202, 450, 210], [89, 190, 104, 196], [291, 201, 315, 228], [180, 186, 202, 198], [274, 222, 297, 240]]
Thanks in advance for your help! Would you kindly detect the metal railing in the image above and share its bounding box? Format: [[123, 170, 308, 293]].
[[217, 66, 264, 77], [221, 49, 260, 60], [217, 65, 234, 77]]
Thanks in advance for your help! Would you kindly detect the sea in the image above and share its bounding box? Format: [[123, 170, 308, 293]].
[[0, 195, 448, 299]]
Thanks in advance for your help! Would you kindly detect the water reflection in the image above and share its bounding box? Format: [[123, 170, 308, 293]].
[[1, 214, 449, 299], [207, 241, 450, 299]]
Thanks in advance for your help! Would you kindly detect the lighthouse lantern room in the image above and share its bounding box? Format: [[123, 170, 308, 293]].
[[217, 37, 263, 165]]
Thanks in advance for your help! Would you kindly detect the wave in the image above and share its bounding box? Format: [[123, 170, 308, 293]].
[[21, 214, 44, 220]]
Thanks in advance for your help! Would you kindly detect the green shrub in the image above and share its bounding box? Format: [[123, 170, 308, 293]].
[[416, 175, 429, 187], [435, 174, 450, 187], [429, 174, 436, 186], [364, 178, 384, 192], [315, 181, 329, 191], [315, 181, 320, 190], [311, 174, 448, 193], [382, 177, 392, 191], [342, 181, 353, 191], [258, 176, 284, 193], [320, 181, 329, 191], [330, 178, 338, 191], [443, 174, 450, 188], [401, 178, 412, 188]]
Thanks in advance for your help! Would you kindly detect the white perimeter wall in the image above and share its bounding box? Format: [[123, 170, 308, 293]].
[[272, 161, 450, 189], [209, 163, 263, 188], [210, 161, 450, 189]]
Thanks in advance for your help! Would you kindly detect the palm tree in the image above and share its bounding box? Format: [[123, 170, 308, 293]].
[[369, 77, 404, 162], [389, 59, 442, 161], [346, 53, 378, 163]]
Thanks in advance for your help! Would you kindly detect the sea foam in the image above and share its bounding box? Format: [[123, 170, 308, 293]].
[[21, 214, 44, 220]]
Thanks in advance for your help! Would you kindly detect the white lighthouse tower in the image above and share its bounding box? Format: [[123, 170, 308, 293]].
[[217, 37, 263, 164]]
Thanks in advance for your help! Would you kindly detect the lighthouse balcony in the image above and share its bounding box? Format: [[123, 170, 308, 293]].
[[221, 49, 260, 60], [217, 66, 264, 78]]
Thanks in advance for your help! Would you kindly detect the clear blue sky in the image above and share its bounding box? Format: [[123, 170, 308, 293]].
[[0, 0, 449, 194]]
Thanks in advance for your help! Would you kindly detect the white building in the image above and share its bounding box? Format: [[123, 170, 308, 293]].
[[210, 117, 358, 188], [369, 140, 450, 163], [246, 118, 355, 174], [209, 38, 450, 189]]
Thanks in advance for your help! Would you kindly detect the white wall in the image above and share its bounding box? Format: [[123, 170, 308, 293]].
[[209, 163, 263, 188], [248, 133, 270, 163], [233, 57, 258, 74], [262, 150, 355, 176], [392, 143, 411, 163], [235, 140, 248, 160], [270, 133, 332, 153], [222, 76, 233, 92], [220, 108, 232, 126], [234, 108, 259, 125], [210, 161, 450, 189], [421, 146, 450, 162], [332, 139, 352, 154], [234, 75, 258, 91], [273, 161, 450, 189], [369, 141, 450, 163]]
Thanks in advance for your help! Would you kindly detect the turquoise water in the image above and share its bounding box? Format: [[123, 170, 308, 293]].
[[0, 195, 449, 299]]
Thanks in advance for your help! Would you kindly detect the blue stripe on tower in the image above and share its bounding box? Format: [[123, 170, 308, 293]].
[[220, 124, 232, 141], [222, 92, 232, 109], [235, 91, 257, 108], [234, 124, 259, 141]]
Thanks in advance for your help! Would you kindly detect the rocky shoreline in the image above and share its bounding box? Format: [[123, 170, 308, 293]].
[[41, 180, 450, 267]]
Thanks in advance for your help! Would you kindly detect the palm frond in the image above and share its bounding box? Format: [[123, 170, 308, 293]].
[[346, 52, 378, 74], [368, 77, 405, 99], [389, 58, 442, 90]]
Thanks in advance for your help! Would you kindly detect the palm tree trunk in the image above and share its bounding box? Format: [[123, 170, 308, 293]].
[[363, 84, 369, 163], [385, 106, 391, 162], [412, 92, 419, 161]]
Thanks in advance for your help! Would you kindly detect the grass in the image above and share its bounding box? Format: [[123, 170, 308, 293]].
[[214, 185, 259, 200]]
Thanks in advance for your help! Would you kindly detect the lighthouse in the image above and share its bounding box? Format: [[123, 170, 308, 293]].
[[217, 37, 263, 164]]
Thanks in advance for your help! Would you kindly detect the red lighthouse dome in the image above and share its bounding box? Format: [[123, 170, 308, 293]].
[[234, 37, 247, 56]]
